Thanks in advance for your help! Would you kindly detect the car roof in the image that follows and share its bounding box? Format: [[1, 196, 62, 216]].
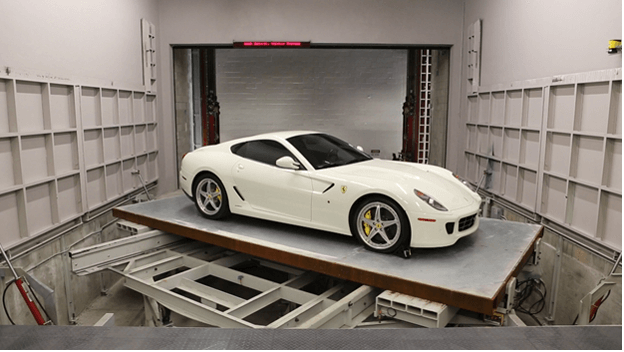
[[225, 130, 321, 145]]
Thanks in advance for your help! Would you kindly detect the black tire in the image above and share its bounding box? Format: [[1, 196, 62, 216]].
[[193, 173, 230, 220], [350, 196, 410, 253]]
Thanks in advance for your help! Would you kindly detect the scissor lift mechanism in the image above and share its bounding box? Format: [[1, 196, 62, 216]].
[[71, 229, 407, 328]]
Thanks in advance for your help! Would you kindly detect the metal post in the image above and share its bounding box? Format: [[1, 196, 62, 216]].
[[131, 170, 152, 201], [545, 236, 563, 324], [0, 244, 18, 280], [60, 235, 77, 324]]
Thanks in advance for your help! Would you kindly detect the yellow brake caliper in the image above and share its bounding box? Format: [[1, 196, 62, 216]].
[[363, 210, 372, 236], [215, 186, 222, 202]]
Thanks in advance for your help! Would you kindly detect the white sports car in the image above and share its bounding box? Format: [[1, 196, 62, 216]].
[[179, 131, 481, 254]]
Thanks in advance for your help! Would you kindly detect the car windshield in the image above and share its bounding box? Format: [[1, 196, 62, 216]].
[[287, 133, 372, 170]]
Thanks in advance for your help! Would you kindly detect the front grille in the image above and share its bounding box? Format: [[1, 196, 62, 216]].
[[458, 214, 476, 232]]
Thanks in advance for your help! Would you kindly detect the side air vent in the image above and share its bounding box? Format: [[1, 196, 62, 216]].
[[233, 186, 245, 201], [322, 184, 335, 194]]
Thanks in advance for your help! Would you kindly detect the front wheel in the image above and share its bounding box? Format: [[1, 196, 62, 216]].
[[194, 173, 230, 219], [350, 197, 410, 253]]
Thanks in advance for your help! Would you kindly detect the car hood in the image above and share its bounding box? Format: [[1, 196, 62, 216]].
[[326, 159, 477, 210]]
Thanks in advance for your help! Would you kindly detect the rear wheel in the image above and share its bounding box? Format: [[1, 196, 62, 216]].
[[351, 197, 410, 253], [194, 173, 230, 219]]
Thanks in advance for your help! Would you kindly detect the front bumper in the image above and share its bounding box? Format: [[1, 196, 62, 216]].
[[407, 203, 481, 248]]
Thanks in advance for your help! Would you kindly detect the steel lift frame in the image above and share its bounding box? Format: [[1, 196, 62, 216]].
[[71, 229, 386, 328], [70, 226, 523, 329]]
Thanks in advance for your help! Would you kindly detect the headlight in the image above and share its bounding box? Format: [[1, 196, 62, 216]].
[[414, 189, 448, 212], [453, 173, 477, 192]]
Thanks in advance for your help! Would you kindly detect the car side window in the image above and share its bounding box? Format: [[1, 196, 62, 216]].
[[231, 140, 296, 166]]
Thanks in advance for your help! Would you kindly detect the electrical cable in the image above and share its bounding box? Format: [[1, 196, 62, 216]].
[[2, 279, 17, 325], [2, 278, 52, 325], [514, 278, 547, 320]]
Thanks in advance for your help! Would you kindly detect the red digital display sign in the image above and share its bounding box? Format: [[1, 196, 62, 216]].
[[233, 41, 311, 48]]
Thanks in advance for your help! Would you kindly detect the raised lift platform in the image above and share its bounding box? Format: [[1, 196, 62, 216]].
[[113, 195, 543, 316]]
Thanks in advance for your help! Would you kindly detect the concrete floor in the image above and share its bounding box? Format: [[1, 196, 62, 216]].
[[75, 279, 144, 327]]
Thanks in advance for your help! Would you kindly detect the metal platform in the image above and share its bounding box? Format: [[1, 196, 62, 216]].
[[113, 195, 543, 316], [1, 325, 621, 349]]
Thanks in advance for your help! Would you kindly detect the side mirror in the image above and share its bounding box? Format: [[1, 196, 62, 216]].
[[276, 156, 301, 170], [356, 146, 364, 152]]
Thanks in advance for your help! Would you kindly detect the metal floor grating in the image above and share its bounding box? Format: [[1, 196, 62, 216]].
[[0, 325, 620, 349]]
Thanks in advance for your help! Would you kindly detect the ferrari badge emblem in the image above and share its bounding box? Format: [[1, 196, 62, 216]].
[[341, 186, 347, 194]]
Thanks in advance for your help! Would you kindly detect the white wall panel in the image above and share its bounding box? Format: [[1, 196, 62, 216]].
[[460, 0, 621, 194], [490, 127, 503, 157], [541, 174, 567, 223], [119, 91, 133, 125], [523, 88, 543, 129], [603, 139, 621, 191], [491, 92, 505, 125], [505, 90, 523, 126], [21, 135, 52, 184], [503, 163, 518, 200], [0, 75, 158, 248], [598, 192, 622, 245], [25, 182, 54, 235], [103, 128, 121, 163], [84, 130, 104, 168], [49, 85, 75, 130], [568, 182, 599, 236], [0, 80, 10, 133], [57, 175, 81, 223], [544, 132, 571, 176], [0, 192, 22, 244], [609, 82, 622, 135], [477, 126, 489, 154], [478, 94, 490, 124], [101, 89, 118, 127], [549, 85, 575, 131], [520, 130, 540, 168], [570, 136, 603, 185], [53, 132, 79, 175], [86, 168, 106, 209], [0, 1, 159, 248], [16, 81, 45, 132], [503, 129, 520, 163], [464, 69, 622, 251], [0, 138, 17, 189]]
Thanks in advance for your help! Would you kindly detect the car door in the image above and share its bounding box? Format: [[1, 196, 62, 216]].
[[231, 139, 313, 221]]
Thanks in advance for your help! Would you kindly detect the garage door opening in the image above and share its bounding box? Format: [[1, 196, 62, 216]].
[[173, 46, 450, 186]]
